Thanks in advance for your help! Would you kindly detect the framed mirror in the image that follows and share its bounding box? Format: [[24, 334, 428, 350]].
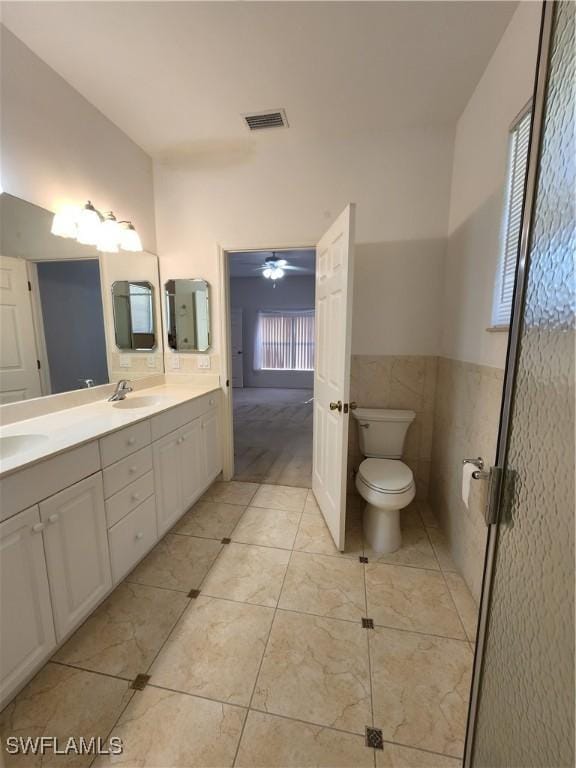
[[165, 279, 211, 352], [112, 281, 157, 351]]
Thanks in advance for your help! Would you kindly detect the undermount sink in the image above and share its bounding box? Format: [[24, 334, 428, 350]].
[[112, 396, 161, 410], [0, 434, 49, 460]]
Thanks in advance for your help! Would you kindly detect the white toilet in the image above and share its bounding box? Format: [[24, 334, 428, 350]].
[[352, 408, 416, 554]]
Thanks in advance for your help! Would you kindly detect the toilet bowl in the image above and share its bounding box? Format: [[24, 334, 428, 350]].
[[352, 408, 417, 554], [355, 458, 415, 553]]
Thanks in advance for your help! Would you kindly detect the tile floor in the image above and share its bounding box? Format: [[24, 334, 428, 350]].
[[0, 481, 478, 767]]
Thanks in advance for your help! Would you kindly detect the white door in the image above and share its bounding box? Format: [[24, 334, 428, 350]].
[[312, 204, 356, 551], [230, 308, 244, 388], [0, 506, 56, 707], [179, 418, 203, 511], [0, 255, 42, 403], [153, 430, 183, 535], [40, 474, 111, 641], [201, 409, 222, 485]]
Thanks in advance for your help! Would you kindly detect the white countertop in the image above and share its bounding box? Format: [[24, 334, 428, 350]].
[[0, 382, 220, 479]]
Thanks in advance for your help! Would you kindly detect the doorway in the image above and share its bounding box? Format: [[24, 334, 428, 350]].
[[226, 249, 316, 487]]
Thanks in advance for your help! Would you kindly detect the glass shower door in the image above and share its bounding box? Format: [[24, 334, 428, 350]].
[[466, 2, 575, 766]]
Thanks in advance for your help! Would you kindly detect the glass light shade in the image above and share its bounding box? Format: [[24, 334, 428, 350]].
[[97, 212, 120, 253], [119, 222, 143, 252], [51, 207, 78, 238], [271, 267, 284, 279], [76, 202, 102, 245], [263, 267, 272, 278], [277, 259, 287, 267]]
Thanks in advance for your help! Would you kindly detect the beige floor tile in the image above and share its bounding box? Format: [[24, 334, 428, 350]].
[[253, 611, 371, 734], [95, 687, 245, 768], [415, 501, 440, 529], [376, 743, 461, 767], [370, 627, 473, 758], [304, 489, 321, 514], [204, 480, 260, 505], [236, 710, 374, 767], [251, 484, 308, 512], [201, 543, 290, 606], [294, 513, 363, 559], [231, 506, 301, 549], [149, 596, 273, 705], [444, 572, 478, 642], [427, 529, 458, 572], [365, 563, 466, 639], [0, 663, 132, 767], [279, 551, 366, 621], [364, 520, 439, 570], [53, 582, 188, 679], [173, 500, 246, 539], [127, 534, 221, 592]]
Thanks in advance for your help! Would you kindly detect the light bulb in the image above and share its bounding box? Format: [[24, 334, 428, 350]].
[[271, 267, 284, 280], [97, 211, 120, 253], [263, 268, 272, 278], [76, 201, 102, 245], [119, 222, 143, 252], [51, 206, 79, 238]]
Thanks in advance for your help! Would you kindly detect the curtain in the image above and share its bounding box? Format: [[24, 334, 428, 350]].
[[254, 310, 315, 370]]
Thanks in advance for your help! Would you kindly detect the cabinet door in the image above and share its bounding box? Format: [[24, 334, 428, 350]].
[[0, 506, 56, 707], [201, 409, 221, 486], [40, 474, 111, 641], [179, 418, 203, 511], [153, 430, 182, 536]]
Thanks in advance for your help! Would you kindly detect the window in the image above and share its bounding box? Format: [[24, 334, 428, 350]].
[[255, 310, 315, 371], [492, 108, 532, 327], [129, 282, 154, 334]]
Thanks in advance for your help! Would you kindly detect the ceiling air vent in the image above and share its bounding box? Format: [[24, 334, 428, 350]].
[[243, 109, 288, 131]]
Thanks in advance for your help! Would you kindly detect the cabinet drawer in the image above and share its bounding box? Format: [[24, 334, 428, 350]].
[[108, 495, 157, 584], [99, 421, 151, 468], [102, 446, 152, 498], [150, 391, 220, 441], [105, 471, 155, 529]]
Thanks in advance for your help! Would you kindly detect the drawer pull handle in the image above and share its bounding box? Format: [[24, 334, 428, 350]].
[[131, 493, 141, 502], [48, 514, 59, 524], [209, 399, 215, 405], [32, 522, 45, 534], [135, 532, 144, 540], [177, 437, 184, 444], [127, 437, 136, 446], [129, 466, 137, 474]]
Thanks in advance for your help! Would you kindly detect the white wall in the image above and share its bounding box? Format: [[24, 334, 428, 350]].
[[154, 126, 454, 372], [1, 27, 156, 252], [441, 2, 542, 369], [230, 276, 315, 389]]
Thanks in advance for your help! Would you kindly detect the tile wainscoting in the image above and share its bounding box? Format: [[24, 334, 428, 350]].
[[347, 355, 438, 501], [430, 357, 505, 602]]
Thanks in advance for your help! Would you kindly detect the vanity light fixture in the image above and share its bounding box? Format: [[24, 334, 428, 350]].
[[51, 200, 143, 253]]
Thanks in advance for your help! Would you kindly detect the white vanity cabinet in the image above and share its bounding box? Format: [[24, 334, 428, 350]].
[[39, 473, 112, 641], [201, 408, 221, 485], [0, 505, 56, 707]]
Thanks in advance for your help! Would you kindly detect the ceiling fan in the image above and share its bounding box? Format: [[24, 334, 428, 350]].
[[255, 252, 307, 281]]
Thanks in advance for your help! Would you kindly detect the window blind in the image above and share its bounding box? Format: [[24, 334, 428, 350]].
[[255, 310, 315, 371], [493, 109, 532, 326]]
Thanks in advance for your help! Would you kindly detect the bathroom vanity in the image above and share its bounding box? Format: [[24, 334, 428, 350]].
[[0, 381, 222, 707]]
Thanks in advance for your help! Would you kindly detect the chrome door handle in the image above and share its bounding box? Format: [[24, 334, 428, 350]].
[[329, 401, 343, 412]]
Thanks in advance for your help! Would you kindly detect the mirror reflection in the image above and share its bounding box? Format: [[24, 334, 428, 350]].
[[165, 279, 211, 352], [0, 193, 163, 402], [112, 281, 156, 351]]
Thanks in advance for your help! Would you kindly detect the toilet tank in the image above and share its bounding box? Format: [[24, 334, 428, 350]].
[[353, 408, 416, 458]]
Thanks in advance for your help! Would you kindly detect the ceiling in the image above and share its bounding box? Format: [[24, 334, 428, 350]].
[[2, 2, 517, 158], [229, 249, 316, 278]]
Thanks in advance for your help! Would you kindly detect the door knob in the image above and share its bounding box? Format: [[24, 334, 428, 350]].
[[329, 401, 343, 412], [349, 402, 358, 410]]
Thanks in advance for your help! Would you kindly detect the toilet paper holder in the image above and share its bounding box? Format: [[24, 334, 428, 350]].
[[463, 457, 489, 481]]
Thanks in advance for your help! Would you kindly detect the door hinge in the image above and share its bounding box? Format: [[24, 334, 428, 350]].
[[485, 466, 504, 525], [28, 280, 32, 291], [36, 359, 41, 370]]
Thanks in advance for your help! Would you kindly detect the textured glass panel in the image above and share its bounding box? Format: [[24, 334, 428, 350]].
[[473, 3, 575, 766]]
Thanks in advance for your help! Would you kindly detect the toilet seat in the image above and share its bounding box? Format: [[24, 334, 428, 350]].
[[357, 458, 414, 494]]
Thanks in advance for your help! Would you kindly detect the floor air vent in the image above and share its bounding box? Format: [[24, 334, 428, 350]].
[[243, 109, 288, 131]]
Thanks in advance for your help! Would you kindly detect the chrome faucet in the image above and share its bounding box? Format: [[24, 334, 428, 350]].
[[108, 379, 133, 402]]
